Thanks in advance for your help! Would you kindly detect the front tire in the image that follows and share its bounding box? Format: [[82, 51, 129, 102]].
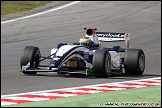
[[20, 46, 41, 75], [93, 49, 111, 78], [124, 49, 145, 75]]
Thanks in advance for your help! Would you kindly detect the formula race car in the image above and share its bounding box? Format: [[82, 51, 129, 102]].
[[20, 28, 145, 78]]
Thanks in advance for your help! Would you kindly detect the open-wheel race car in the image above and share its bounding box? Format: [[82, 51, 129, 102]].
[[20, 28, 145, 78]]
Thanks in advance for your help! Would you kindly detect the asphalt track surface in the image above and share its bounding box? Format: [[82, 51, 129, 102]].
[[1, 1, 161, 95]]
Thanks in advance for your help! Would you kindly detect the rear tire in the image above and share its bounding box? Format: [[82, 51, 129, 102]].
[[20, 46, 41, 75], [124, 49, 145, 75], [93, 49, 111, 78]]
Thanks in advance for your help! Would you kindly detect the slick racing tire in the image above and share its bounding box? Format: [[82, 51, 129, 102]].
[[93, 49, 111, 78], [20, 46, 41, 75], [124, 49, 145, 75]]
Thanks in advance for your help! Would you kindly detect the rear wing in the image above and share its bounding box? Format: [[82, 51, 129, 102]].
[[96, 32, 130, 50]]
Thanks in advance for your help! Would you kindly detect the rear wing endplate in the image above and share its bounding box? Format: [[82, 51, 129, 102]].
[[96, 32, 130, 50]]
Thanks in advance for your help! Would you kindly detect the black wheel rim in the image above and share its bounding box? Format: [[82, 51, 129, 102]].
[[105, 54, 110, 74], [34, 52, 40, 68], [139, 54, 145, 71]]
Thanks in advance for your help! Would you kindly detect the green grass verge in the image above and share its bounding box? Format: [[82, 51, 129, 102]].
[[2, 85, 161, 107], [1, 1, 51, 15]]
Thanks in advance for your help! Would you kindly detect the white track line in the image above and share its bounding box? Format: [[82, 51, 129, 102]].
[[1, 1, 81, 25], [1, 102, 17, 106]]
